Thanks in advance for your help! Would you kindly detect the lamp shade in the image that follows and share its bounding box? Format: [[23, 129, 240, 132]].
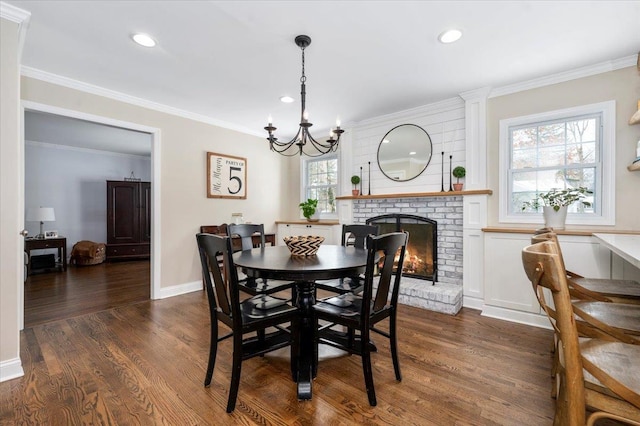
[[26, 207, 55, 222]]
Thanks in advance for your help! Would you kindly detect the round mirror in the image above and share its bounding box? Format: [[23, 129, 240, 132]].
[[377, 124, 433, 181]]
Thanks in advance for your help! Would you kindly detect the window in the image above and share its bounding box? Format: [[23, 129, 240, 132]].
[[499, 101, 615, 225], [302, 155, 338, 218]]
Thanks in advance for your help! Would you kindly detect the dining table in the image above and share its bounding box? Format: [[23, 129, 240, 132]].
[[233, 244, 368, 400]]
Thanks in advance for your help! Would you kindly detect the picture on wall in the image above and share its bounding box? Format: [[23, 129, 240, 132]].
[[206, 152, 247, 199]]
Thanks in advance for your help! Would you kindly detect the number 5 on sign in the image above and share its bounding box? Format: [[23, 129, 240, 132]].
[[206, 152, 247, 199]]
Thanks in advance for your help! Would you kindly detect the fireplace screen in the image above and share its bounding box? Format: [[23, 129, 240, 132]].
[[366, 214, 437, 282]]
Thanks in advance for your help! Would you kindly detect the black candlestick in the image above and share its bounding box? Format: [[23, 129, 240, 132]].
[[440, 151, 445, 192], [360, 166, 363, 195], [367, 161, 371, 195], [449, 155, 453, 192]]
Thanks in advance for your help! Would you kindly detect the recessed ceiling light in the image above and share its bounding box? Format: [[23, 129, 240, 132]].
[[438, 29, 462, 44], [409, 151, 416, 155], [280, 96, 294, 103], [132, 33, 156, 47]]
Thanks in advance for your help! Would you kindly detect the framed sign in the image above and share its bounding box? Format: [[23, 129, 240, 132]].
[[207, 152, 247, 199]]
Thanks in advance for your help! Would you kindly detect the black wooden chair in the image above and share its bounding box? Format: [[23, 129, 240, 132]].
[[315, 224, 379, 295], [313, 231, 408, 406], [228, 223, 295, 296], [196, 233, 299, 412]]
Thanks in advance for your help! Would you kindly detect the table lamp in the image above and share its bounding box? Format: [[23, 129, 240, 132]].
[[26, 207, 55, 239]]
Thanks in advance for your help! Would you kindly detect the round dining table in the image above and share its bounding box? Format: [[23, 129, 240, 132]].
[[233, 244, 367, 400]]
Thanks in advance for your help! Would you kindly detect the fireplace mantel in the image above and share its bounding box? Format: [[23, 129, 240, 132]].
[[336, 189, 492, 200]]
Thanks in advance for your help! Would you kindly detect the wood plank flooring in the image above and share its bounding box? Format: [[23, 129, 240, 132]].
[[24, 260, 150, 328], [2, 288, 558, 425]]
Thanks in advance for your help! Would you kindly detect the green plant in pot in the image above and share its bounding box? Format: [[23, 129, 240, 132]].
[[351, 175, 361, 196], [452, 166, 466, 191], [299, 198, 319, 222], [521, 186, 592, 230]]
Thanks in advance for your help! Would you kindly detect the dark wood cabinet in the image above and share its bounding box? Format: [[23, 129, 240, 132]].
[[106, 180, 150, 260]]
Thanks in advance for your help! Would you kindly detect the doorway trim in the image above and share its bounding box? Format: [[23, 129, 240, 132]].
[[20, 100, 161, 330]]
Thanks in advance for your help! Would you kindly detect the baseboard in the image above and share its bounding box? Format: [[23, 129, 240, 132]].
[[462, 295, 484, 310], [481, 305, 551, 329], [158, 280, 203, 299], [0, 358, 24, 383]]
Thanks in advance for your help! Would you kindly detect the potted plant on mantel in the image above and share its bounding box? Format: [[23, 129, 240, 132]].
[[351, 175, 361, 196], [452, 166, 466, 191], [299, 198, 319, 222], [521, 187, 592, 230]]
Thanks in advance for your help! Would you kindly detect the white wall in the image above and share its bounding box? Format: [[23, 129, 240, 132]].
[[348, 98, 466, 197], [1, 10, 26, 382], [25, 142, 151, 255]]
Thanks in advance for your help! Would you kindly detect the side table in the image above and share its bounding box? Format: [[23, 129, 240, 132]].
[[24, 237, 67, 275]]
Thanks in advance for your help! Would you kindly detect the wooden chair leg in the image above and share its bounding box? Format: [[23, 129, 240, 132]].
[[204, 320, 219, 387], [389, 313, 402, 381], [362, 346, 377, 406], [226, 335, 243, 413]]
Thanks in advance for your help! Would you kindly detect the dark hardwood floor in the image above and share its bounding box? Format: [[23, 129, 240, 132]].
[[3, 287, 559, 425], [24, 260, 150, 328]]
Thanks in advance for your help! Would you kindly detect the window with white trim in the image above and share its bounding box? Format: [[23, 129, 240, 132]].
[[499, 101, 615, 225], [302, 155, 338, 218]]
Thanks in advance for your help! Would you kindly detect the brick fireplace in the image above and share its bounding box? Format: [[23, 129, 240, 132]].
[[352, 196, 463, 314]]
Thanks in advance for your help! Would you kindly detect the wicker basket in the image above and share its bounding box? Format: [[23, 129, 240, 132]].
[[70, 241, 106, 266], [283, 235, 324, 256]]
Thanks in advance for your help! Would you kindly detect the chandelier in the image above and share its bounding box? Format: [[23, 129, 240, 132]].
[[265, 35, 344, 157]]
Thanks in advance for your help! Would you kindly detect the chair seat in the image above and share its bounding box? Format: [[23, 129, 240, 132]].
[[239, 295, 298, 326], [580, 339, 640, 414], [573, 301, 640, 336], [237, 274, 294, 296], [315, 277, 362, 295], [314, 294, 363, 321], [571, 277, 640, 302]]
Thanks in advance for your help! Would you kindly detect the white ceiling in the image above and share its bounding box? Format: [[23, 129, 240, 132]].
[[8, 0, 640, 154]]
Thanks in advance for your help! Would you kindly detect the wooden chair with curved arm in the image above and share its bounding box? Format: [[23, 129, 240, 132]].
[[522, 240, 640, 425], [532, 229, 640, 304]]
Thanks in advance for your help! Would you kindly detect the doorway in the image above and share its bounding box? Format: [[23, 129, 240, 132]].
[[20, 101, 161, 329]]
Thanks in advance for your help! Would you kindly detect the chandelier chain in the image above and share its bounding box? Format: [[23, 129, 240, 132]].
[[300, 47, 306, 84]]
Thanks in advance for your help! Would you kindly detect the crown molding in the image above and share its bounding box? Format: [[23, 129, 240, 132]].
[[20, 66, 264, 138], [0, 1, 30, 23], [489, 54, 637, 98]]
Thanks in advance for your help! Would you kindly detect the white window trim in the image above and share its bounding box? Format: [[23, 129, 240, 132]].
[[300, 153, 339, 220], [498, 100, 615, 226]]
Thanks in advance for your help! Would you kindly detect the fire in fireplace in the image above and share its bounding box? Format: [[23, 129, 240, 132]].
[[366, 214, 437, 283]]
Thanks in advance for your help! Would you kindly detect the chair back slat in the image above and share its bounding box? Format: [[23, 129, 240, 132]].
[[228, 223, 267, 250], [342, 224, 379, 249], [364, 232, 408, 315], [197, 233, 241, 320]]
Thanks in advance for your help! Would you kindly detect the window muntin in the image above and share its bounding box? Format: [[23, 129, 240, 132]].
[[499, 100, 615, 226], [303, 156, 338, 216], [510, 114, 600, 216]]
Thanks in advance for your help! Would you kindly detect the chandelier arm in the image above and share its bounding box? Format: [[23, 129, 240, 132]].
[[306, 131, 342, 150]]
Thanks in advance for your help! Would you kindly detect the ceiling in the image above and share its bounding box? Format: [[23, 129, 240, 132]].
[[8, 1, 640, 154]]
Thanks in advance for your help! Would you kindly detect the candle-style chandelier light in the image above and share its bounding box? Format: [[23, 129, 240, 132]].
[[265, 35, 344, 157]]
